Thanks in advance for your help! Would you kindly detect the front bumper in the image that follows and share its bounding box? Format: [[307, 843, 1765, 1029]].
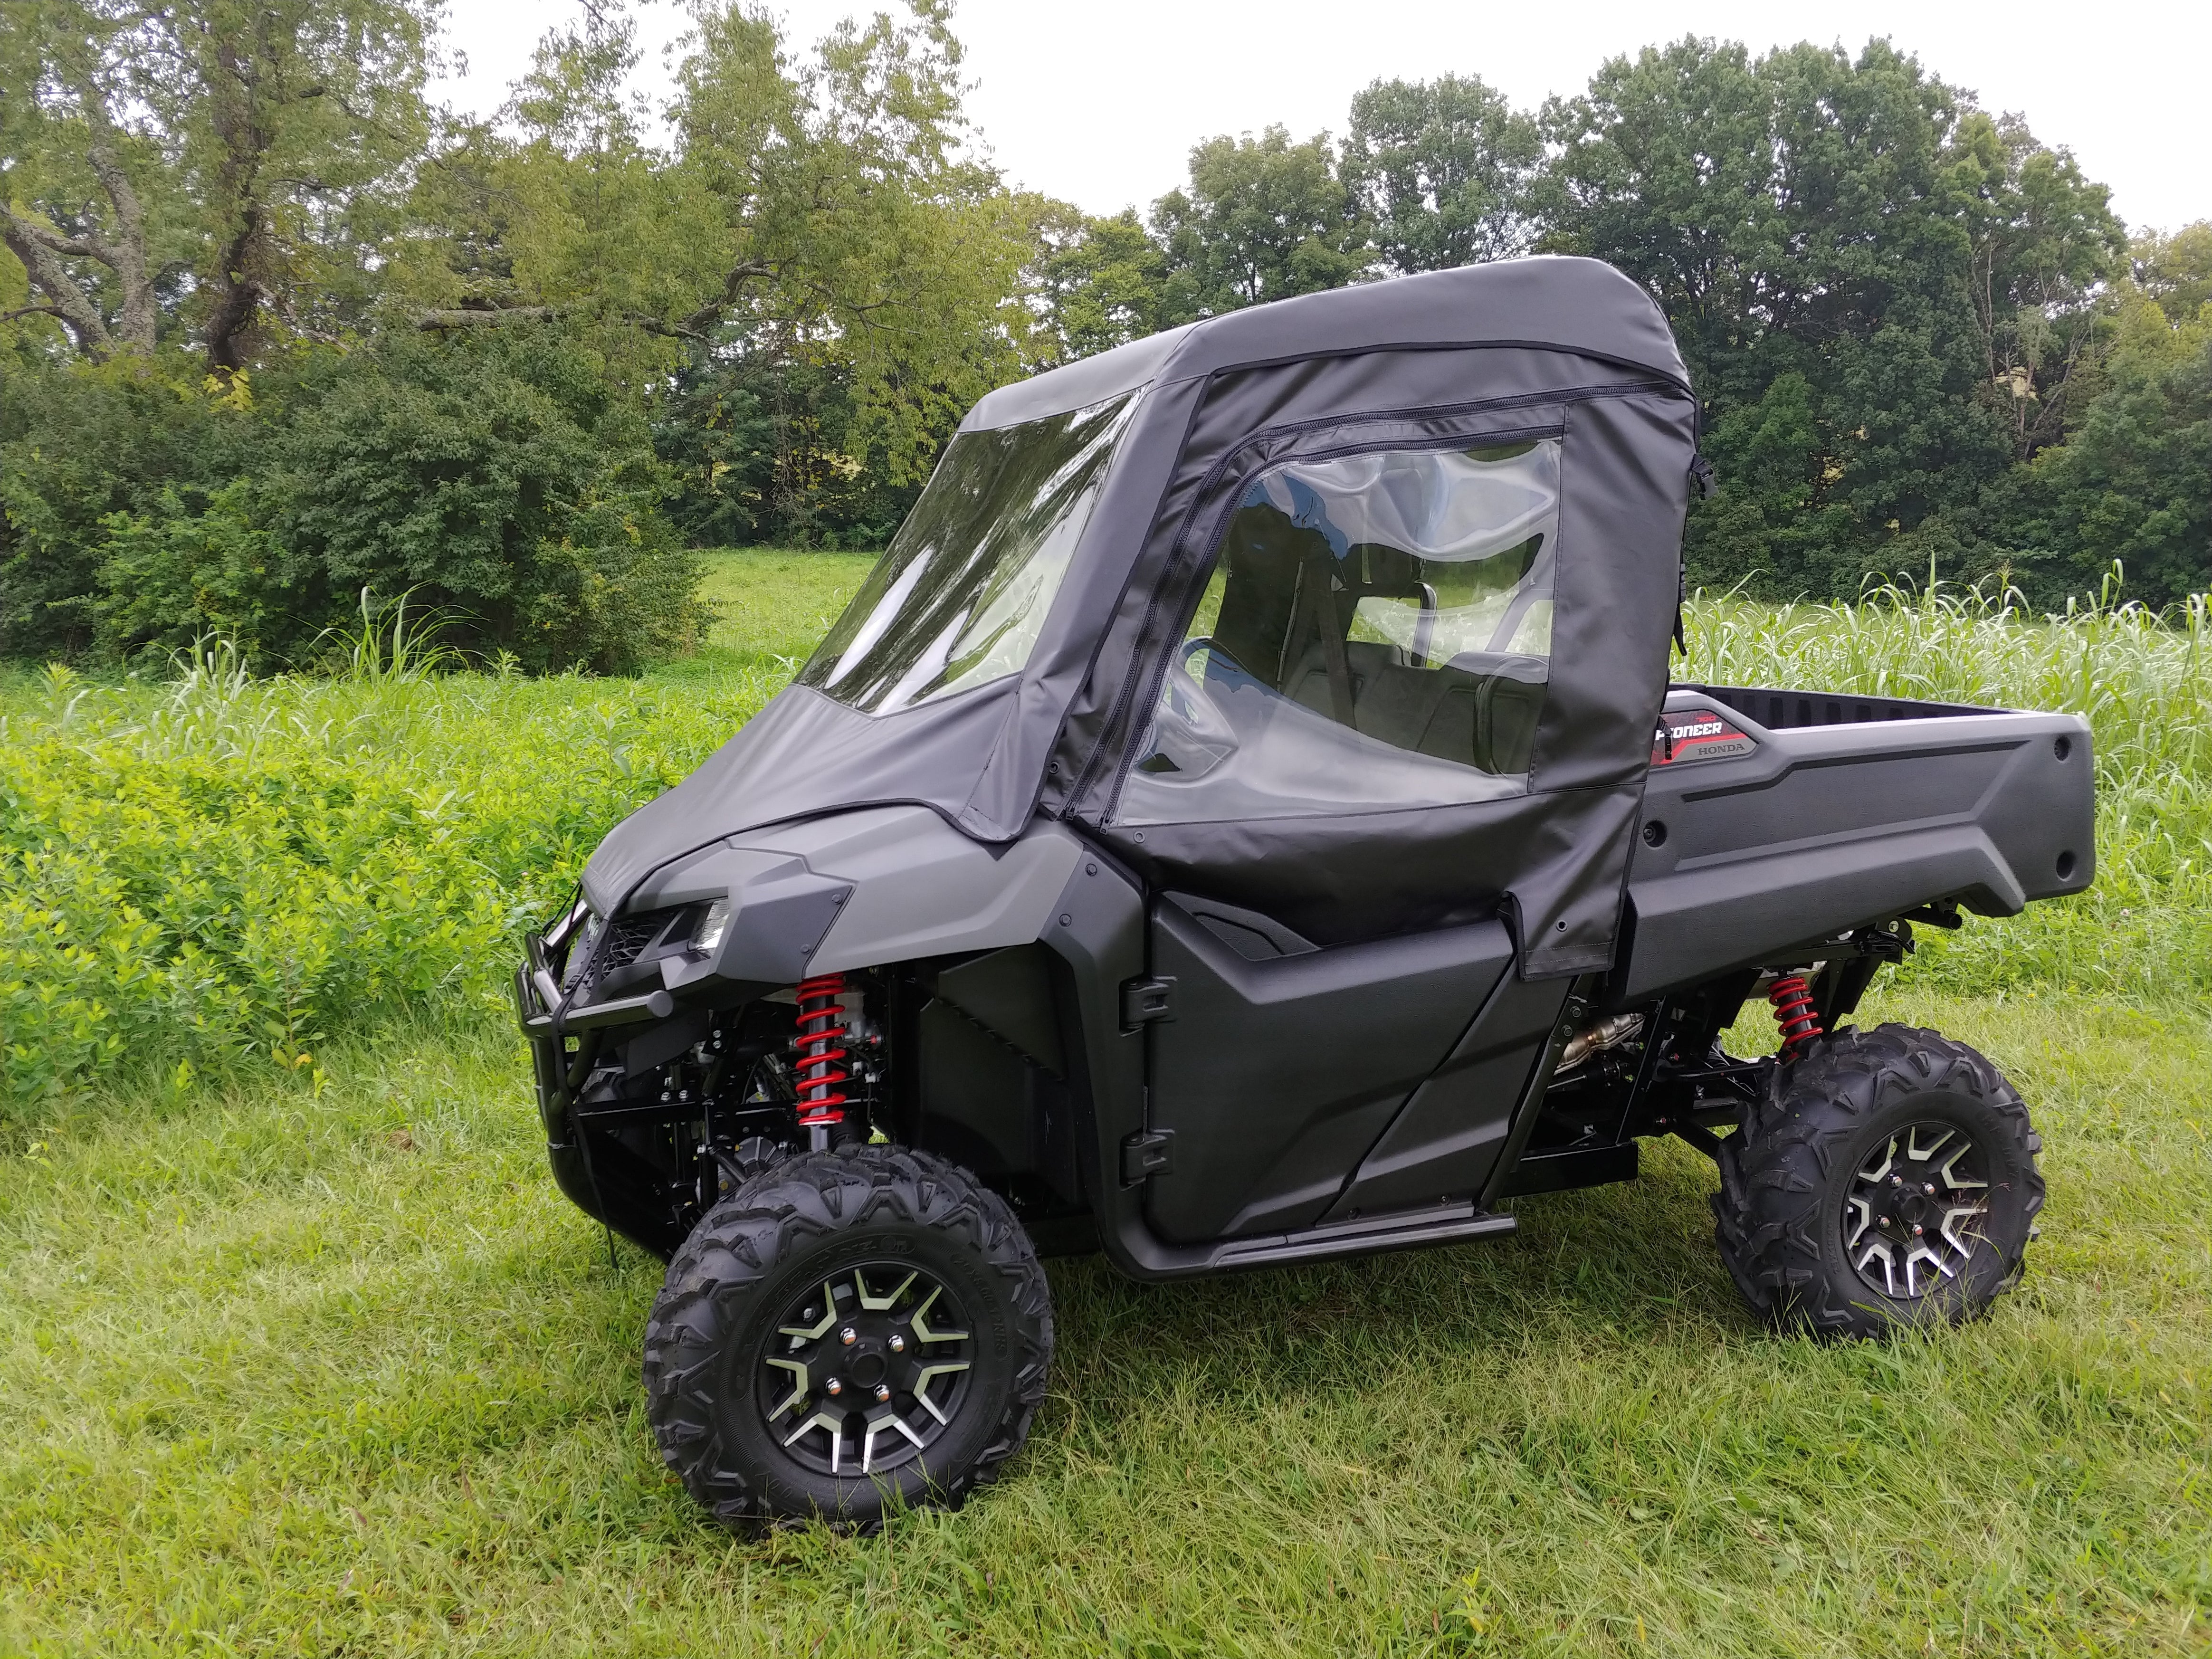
[[513, 927, 680, 1134]]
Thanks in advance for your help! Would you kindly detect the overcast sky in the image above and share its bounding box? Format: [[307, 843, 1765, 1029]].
[[430, 0, 2210, 235]]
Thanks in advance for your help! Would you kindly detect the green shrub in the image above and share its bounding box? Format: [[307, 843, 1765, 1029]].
[[0, 651, 782, 1116], [5, 327, 712, 675], [2012, 325, 2212, 609], [0, 355, 258, 658], [89, 481, 305, 663], [259, 326, 710, 671]]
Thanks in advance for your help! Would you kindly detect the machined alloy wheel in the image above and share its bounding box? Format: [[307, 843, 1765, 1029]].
[[644, 1145, 1052, 1529], [1713, 1024, 2042, 1338], [761, 1263, 976, 1479], [1842, 1121, 1991, 1298]]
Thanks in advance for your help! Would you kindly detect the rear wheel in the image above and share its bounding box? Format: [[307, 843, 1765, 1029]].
[[643, 1145, 1052, 1529], [1713, 1024, 2043, 1338]]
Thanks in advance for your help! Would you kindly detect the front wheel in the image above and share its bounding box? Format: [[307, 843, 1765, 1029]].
[[643, 1145, 1053, 1528], [1713, 1024, 2044, 1338]]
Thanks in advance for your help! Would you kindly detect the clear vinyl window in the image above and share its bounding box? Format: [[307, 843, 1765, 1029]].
[[799, 392, 1138, 713], [1119, 438, 1558, 826]]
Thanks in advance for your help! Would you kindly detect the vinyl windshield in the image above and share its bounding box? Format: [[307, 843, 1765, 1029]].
[[798, 392, 1139, 713]]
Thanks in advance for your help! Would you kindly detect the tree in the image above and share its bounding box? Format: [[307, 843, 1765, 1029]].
[[1029, 205, 1167, 364], [1538, 37, 2107, 596], [1150, 125, 1368, 320], [404, 1, 1043, 487], [0, 1, 174, 358], [1341, 74, 1542, 274], [2129, 222, 2212, 323], [2007, 229, 2212, 607], [1945, 111, 2126, 461], [0, 0, 437, 369]]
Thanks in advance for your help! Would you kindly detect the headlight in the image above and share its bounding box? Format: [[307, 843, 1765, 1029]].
[[690, 898, 731, 956]]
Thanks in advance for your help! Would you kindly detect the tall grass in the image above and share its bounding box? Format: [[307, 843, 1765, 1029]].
[[1681, 582, 2212, 1000], [1, 558, 2204, 1116]]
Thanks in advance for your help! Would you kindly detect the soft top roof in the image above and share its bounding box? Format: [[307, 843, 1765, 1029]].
[[963, 256, 1687, 433], [587, 255, 1700, 964]]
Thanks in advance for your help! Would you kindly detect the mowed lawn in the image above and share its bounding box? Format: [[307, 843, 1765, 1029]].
[[2, 553, 2208, 1656]]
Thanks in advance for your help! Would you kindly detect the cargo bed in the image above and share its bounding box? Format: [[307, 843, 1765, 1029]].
[[1616, 685, 2095, 1001]]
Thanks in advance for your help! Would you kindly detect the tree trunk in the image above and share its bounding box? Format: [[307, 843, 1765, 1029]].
[[0, 206, 118, 358], [0, 70, 157, 360]]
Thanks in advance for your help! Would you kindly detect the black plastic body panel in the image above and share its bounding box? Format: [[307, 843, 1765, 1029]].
[[912, 946, 1082, 1206], [1143, 901, 1514, 1242], [1619, 687, 2094, 1001], [1320, 971, 1568, 1220]]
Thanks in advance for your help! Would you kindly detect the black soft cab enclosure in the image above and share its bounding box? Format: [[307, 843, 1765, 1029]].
[[513, 257, 2093, 1528]]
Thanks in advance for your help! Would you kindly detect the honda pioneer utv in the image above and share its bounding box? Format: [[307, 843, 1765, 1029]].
[[515, 257, 2094, 1528]]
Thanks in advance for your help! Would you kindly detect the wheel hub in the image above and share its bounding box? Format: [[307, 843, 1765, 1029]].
[[757, 1263, 974, 1478], [1841, 1121, 1991, 1298]]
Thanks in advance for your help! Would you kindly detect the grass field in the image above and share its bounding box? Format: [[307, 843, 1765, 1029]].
[[2, 554, 2208, 1656]]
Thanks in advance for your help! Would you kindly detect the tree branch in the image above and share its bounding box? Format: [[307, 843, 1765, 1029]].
[[417, 303, 706, 341], [0, 207, 116, 357], [7, 214, 101, 260], [418, 305, 562, 329], [680, 260, 776, 338], [42, 60, 158, 350]]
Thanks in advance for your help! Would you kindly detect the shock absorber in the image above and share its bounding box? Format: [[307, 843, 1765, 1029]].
[[1767, 972, 1824, 1061], [792, 973, 853, 1149]]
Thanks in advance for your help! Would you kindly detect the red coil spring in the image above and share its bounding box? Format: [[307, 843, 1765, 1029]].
[[792, 973, 850, 1127], [1767, 973, 1824, 1061]]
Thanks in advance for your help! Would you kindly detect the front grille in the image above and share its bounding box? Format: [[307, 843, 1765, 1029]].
[[600, 913, 668, 971], [564, 906, 688, 1001]]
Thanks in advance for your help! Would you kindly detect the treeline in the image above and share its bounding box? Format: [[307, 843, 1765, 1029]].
[[2, 4, 2206, 671], [1042, 49, 2210, 610]]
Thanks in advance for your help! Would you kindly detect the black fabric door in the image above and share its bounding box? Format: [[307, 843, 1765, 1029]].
[[1071, 379, 1697, 978]]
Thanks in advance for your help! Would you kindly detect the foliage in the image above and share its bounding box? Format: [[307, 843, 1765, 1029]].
[[4, 6, 2206, 648], [88, 480, 295, 660], [0, 0, 438, 366], [1029, 206, 1169, 366], [54, 325, 710, 672], [258, 325, 707, 672], [1149, 126, 1370, 320], [0, 351, 257, 656], [654, 348, 924, 550], [1341, 74, 1543, 274], [397, 0, 1042, 486], [2008, 293, 2212, 606], [0, 553, 836, 1115], [3, 552, 2206, 1126], [1539, 39, 2128, 601]]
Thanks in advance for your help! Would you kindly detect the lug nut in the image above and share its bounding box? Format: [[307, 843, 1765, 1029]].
[[1879, 1215, 1891, 1226], [888, 1334, 906, 1353], [1913, 1224, 1925, 1236], [874, 1384, 891, 1402], [1924, 1182, 1936, 1195], [841, 1327, 858, 1346], [1891, 1174, 1903, 1186], [825, 1378, 842, 1396]]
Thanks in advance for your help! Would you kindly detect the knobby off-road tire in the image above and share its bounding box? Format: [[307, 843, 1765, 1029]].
[[643, 1145, 1052, 1530], [1713, 1023, 2044, 1339]]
